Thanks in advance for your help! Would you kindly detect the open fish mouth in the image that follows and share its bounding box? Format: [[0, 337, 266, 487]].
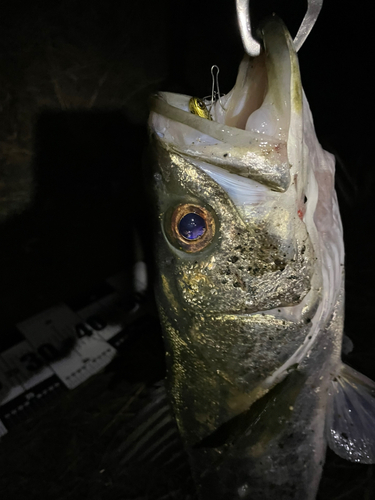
[[150, 17, 297, 198], [210, 20, 291, 141]]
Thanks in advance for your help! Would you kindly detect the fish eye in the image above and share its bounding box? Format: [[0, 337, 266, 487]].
[[179, 212, 206, 240], [169, 204, 216, 253]]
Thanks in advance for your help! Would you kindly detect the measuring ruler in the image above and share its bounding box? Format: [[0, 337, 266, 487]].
[[0, 262, 147, 437]]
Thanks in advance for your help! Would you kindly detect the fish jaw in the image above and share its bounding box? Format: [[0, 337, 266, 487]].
[[148, 14, 344, 500]]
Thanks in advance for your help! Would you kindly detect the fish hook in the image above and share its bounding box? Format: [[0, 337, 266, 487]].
[[293, 0, 324, 51], [236, 0, 324, 56]]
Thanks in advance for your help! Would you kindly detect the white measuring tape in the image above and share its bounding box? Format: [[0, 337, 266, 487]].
[[0, 262, 147, 437]]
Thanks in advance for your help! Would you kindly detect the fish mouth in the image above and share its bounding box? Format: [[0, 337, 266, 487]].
[[195, 291, 315, 324], [149, 17, 300, 194], [211, 17, 292, 141], [154, 16, 293, 140], [194, 286, 318, 339]]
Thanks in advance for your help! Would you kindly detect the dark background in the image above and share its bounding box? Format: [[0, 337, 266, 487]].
[[0, 1, 374, 499], [0, 0, 373, 346]]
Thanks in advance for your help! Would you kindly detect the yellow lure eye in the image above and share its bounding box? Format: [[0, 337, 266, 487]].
[[188, 97, 212, 120]]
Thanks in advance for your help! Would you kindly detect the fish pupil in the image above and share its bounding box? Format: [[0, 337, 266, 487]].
[[178, 213, 206, 240]]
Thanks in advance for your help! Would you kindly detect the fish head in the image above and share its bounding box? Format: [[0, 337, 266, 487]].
[[150, 17, 318, 318]]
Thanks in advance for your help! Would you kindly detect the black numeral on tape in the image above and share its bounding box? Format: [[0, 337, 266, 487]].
[[75, 315, 107, 338]]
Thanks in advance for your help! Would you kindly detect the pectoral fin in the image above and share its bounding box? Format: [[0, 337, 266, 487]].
[[110, 381, 186, 469], [326, 363, 375, 464]]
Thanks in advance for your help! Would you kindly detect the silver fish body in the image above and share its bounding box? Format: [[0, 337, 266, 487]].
[[147, 16, 375, 500]]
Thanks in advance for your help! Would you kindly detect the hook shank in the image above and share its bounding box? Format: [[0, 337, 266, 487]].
[[293, 0, 323, 51], [236, 0, 323, 57], [235, 0, 262, 57]]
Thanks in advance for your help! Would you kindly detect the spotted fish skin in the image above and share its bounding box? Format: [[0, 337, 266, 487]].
[[147, 16, 375, 500]]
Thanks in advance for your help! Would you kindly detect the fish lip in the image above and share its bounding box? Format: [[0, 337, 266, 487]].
[[192, 291, 319, 323], [193, 311, 295, 323], [149, 97, 291, 192]]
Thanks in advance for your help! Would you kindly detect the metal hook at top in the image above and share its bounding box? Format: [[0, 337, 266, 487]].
[[236, 0, 323, 57], [294, 0, 323, 51], [236, 0, 262, 57]]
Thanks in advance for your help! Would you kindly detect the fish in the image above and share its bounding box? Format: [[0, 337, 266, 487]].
[[146, 15, 375, 500]]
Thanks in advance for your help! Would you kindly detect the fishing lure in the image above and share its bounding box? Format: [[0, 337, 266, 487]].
[[188, 97, 212, 120], [146, 1, 375, 498]]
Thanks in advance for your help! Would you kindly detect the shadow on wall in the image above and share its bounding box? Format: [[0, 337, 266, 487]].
[[0, 110, 150, 332]]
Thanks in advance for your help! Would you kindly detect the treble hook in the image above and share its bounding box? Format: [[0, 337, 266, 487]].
[[236, 0, 323, 57]]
